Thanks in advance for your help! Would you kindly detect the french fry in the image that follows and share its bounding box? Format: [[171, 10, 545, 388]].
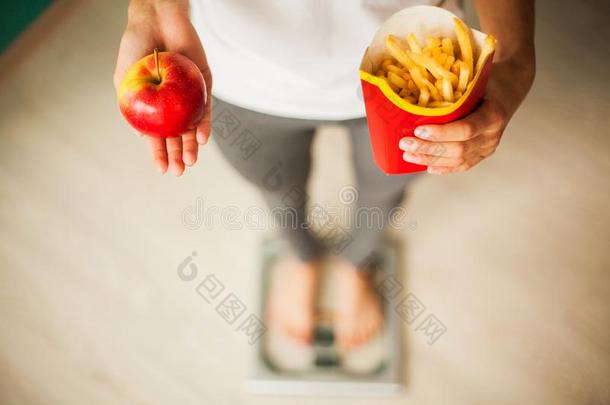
[[436, 52, 448, 67], [441, 37, 454, 57], [475, 35, 497, 75], [454, 17, 474, 81], [408, 51, 458, 86], [428, 101, 453, 108], [381, 58, 393, 71], [431, 47, 442, 61], [457, 61, 469, 93], [441, 78, 454, 102], [428, 85, 442, 102], [423, 69, 434, 82], [385, 35, 416, 69], [399, 88, 416, 104], [451, 60, 460, 76], [386, 64, 411, 81], [406, 33, 422, 53], [376, 18, 494, 110], [408, 67, 427, 89], [443, 55, 455, 71], [418, 87, 430, 107], [409, 67, 442, 101], [407, 79, 419, 95], [386, 77, 401, 93], [388, 71, 408, 88], [426, 37, 441, 49], [386, 64, 400, 74]]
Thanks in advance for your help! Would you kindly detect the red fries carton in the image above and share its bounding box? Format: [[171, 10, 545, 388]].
[[360, 6, 495, 175]]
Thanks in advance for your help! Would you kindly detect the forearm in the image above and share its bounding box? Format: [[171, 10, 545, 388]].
[[474, 0, 535, 65], [474, 0, 535, 117]]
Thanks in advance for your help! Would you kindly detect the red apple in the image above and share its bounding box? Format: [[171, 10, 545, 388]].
[[118, 50, 206, 138]]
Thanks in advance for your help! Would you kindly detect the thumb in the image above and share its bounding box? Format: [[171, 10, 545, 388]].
[[113, 28, 154, 91], [173, 41, 213, 145]]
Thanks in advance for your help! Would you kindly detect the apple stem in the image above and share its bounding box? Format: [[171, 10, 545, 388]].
[[154, 48, 161, 83]]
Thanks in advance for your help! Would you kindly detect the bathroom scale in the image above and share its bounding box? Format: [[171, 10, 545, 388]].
[[246, 236, 404, 396]]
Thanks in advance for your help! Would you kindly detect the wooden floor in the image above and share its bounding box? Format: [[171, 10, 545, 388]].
[[0, 1, 609, 404]]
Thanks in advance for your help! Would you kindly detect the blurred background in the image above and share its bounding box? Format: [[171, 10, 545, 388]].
[[1, 0, 609, 404]]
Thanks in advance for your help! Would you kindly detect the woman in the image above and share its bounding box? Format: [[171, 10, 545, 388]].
[[113, 0, 535, 362]]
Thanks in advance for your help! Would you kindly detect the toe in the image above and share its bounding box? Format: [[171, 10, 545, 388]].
[[353, 329, 365, 347], [287, 322, 310, 345], [338, 325, 355, 350]]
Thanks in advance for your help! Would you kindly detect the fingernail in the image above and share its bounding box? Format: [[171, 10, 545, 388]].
[[414, 127, 429, 139], [399, 137, 414, 150], [197, 133, 208, 145], [172, 163, 185, 176], [184, 153, 196, 166]]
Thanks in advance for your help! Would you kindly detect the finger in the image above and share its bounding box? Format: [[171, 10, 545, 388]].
[[399, 137, 478, 158], [413, 117, 479, 142], [148, 137, 169, 173], [427, 155, 485, 175], [196, 96, 212, 144], [402, 152, 462, 167], [166, 136, 185, 176], [427, 164, 470, 175], [181, 130, 199, 166], [413, 100, 502, 142]]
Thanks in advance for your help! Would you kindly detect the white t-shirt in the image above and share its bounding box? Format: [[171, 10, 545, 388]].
[[190, 0, 463, 120]]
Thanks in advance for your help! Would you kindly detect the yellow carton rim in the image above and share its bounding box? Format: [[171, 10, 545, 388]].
[[359, 53, 492, 117]]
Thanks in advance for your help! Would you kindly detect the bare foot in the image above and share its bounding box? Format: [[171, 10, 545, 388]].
[[266, 256, 319, 344], [334, 259, 384, 350]]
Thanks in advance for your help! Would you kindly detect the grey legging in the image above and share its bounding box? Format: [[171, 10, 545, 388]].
[[211, 97, 417, 267]]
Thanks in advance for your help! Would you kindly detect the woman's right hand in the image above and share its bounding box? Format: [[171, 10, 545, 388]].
[[113, 0, 213, 176]]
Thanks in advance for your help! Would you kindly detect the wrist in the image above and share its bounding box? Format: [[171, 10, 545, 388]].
[[128, 0, 189, 24], [488, 56, 535, 120], [496, 42, 536, 83]]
